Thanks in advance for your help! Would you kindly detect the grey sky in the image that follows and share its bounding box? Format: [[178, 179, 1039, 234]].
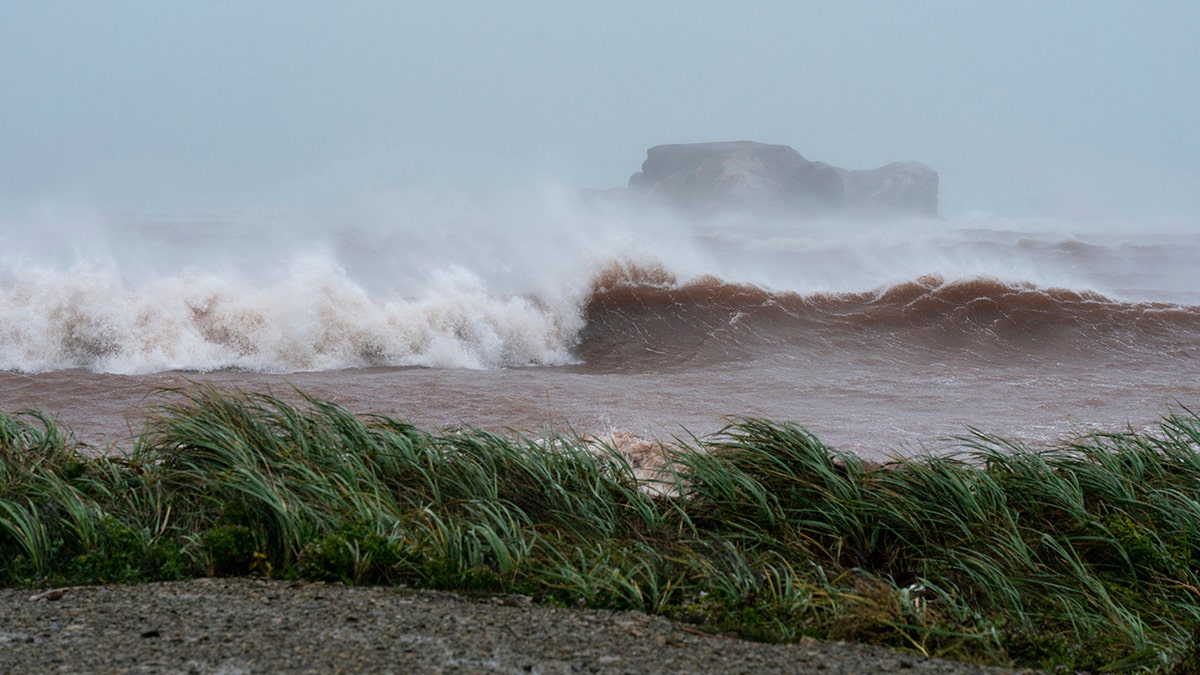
[[2, 1, 1197, 218]]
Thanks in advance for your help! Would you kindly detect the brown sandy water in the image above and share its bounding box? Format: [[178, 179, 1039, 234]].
[[2, 215, 1198, 460], [1, 322, 1194, 462]]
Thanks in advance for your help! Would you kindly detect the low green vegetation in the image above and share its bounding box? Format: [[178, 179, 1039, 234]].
[[5, 387, 1200, 672]]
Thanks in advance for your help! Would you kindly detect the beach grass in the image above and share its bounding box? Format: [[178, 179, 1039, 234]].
[[4, 387, 1200, 672]]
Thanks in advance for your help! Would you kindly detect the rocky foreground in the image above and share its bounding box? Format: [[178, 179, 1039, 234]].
[[0, 578, 1038, 674]]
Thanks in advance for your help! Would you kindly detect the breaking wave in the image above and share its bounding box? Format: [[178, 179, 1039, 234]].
[[3, 206, 1198, 374], [578, 261, 1200, 372], [0, 259, 583, 373]]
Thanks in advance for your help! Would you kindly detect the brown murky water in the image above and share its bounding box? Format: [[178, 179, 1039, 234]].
[[3, 217, 1198, 459]]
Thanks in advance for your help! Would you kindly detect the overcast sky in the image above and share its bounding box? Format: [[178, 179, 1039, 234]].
[[2, 1, 1197, 219]]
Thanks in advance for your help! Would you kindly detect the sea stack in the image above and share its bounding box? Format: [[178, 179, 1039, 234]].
[[624, 141, 938, 220]]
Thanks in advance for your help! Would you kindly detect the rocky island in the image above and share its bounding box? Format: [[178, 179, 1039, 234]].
[[615, 141, 939, 220]]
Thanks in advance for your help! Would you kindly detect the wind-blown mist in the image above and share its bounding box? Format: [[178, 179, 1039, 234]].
[[1, 191, 1198, 375], [2, 188, 1199, 455], [1, 1, 1197, 458]]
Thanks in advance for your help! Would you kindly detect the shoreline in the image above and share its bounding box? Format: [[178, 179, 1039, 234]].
[[4, 388, 1200, 672]]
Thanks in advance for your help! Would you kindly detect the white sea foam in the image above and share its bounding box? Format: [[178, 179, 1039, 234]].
[[2, 190, 1196, 374], [0, 257, 587, 373]]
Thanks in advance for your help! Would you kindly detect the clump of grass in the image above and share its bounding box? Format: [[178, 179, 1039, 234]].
[[6, 387, 1200, 672]]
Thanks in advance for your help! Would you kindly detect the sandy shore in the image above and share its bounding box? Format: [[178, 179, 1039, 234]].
[[0, 578, 1040, 674]]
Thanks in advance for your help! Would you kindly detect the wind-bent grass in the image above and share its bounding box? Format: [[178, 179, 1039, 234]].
[[6, 387, 1200, 672]]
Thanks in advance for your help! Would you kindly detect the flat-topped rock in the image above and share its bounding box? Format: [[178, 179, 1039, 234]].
[[623, 141, 938, 219]]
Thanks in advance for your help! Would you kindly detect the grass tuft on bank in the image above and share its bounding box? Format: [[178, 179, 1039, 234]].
[[4, 387, 1200, 672]]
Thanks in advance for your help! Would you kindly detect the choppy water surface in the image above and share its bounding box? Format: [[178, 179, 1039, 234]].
[[2, 202, 1197, 459]]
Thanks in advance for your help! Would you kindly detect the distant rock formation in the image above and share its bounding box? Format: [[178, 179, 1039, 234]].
[[622, 141, 938, 219], [838, 162, 940, 218]]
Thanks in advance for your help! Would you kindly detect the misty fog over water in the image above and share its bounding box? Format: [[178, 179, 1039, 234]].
[[2, 3, 1196, 220], [1, 3, 1198, 454]]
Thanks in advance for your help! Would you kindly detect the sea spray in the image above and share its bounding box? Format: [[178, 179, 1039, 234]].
[[0, 258, 585, 373], [3, 190, 1199, 373]]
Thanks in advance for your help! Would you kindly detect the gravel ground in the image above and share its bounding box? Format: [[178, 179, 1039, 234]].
[[0, 578, 1041, 674]]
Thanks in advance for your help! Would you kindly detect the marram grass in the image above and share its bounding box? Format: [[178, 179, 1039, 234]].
[[5, 389, 1200, 672]]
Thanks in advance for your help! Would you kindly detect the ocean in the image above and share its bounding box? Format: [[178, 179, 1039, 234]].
[[2, 196, 1197, 459]]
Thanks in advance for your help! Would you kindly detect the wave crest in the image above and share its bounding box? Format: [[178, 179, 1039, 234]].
[[577, 264, 1200, 371], [0, 262, 582, 374], [4, 254, 1197, 375]]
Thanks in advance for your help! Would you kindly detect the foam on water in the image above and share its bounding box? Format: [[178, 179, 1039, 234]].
[[0, 259, 586, 373], [2, 190, 1197, 374]]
